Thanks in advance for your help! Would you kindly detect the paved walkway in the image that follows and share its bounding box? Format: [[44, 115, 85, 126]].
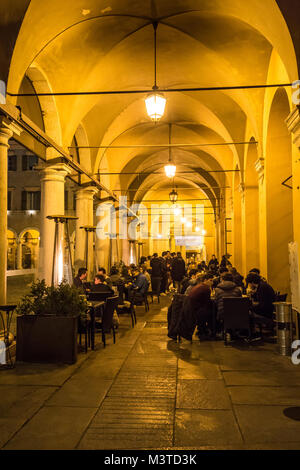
[[1, 296, 300, 450]]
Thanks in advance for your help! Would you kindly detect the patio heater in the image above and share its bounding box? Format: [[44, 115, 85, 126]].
[[79, 225, 97, 278], [47, 215, 78, 286]]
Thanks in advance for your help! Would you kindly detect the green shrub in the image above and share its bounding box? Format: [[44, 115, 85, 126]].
[[16, 280, 87, 318]]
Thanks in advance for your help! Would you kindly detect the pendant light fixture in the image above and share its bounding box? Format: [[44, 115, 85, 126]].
[[165, 123, 176, 178], [145, 22, 166, 121]]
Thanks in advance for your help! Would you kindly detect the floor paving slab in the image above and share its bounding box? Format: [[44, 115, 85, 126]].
[[175, 410, 243, 447], [176, 380, 231, 410], [3, 406, 97, 450], [228, 386, 300, 406], [79, 396, 174, 450], [178, 360, 222, 380], [46, 378, 113, 408], [223, 371, 300, 386], [234, 405, 300, 444]]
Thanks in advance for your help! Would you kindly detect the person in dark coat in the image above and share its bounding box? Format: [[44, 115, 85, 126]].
[[91, 274, 114, 298], [215, 273, 242, 320], [150, 253, 163, 294], [229, 267, 244, 290], [181, 269, 198, 294], [208, 255, 219, 271], [158, 252, 168, 295], [246, 272, 276, 319], [171, 252, 186, 292], [73, 267, 87, 293], [220, 254, 232, 269]]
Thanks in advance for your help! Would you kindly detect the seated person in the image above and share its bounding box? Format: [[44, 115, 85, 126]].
[[97, 267, 112, 288], [110, 266, 124, 286], [212, 267, 228, 289], [181, 269, 198, 294], [73, 267, 88, 293], [229, 267, 245, 291], [130, 267, 149, 303], [246, 272, 275, 320], [215, 272, 242, 320], [140, 264, 151, 286], [91, 274, 114, 298], [188, 274, 212, 336]]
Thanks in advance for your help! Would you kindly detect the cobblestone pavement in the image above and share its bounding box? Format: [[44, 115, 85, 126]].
[[1, 296, 300, 450]]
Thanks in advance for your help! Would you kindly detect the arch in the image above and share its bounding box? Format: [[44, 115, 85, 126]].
[[25, 63, 63, 152], [19, 227, 40, 269], [265, 88, 293, 294]]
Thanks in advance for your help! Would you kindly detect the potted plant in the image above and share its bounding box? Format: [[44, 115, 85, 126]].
[[16, 280, 88, 364]]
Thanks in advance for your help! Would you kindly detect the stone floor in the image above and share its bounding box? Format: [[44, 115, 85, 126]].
[[1, 295, 300, 450]]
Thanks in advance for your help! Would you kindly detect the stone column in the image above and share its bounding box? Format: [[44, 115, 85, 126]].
[[38, 163, 71, 285], [121, 238, 130, 265], [0, 119, 21, 304], [255, 156, 267, 278], [17, 239, 22, 270], [75, 187, 97, 279]]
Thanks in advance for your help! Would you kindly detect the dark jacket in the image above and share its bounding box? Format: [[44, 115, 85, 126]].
[[150, 257, 163, 277], [232, 273, 244, 289], [167, 294, 196, 341], [215, 281, 242, 319], [91, 283, 114, 297], [73, 276, 85, 293], [171, 257, 186, 281], [208, 258, 219, 269], [253, 281, 276, 318], [132, 273, 149, 296]]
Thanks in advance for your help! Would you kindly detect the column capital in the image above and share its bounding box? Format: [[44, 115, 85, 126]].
[[255, 157, 265, 184], [75, 186, 98, 201], [40, 162, 72, 183], [286, 106, 300, 147], [0, 117, 22, 146]]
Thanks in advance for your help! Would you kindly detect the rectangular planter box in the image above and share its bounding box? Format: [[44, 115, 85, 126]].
[[16, 315, 79, 364]]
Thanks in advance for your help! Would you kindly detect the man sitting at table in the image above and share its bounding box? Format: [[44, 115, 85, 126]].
[[91, 274, 114, 299], [246, 272, 276, 320], [215, 272, 242, 320], [73, 267, 88, 293]]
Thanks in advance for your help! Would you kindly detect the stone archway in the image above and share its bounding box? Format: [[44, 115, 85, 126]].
[[266, 88, 293, 294]]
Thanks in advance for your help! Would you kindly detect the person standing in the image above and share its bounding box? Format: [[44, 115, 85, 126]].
[[150, 253, 163, 296], [171, 252, 186, 292], [159, 252, 168, 295]]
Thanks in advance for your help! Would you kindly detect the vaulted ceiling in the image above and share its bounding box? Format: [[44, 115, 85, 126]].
[[1, 0, 299, 212]]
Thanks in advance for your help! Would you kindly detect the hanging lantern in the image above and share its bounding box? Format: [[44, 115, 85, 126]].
[[169, 188, 178, 203], [145, 22, 166, 122], [165, 164, 176, 179], [145, 91, 166, 121]]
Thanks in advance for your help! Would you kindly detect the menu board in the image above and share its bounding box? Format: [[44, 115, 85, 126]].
[[289, 241, 300, 313]]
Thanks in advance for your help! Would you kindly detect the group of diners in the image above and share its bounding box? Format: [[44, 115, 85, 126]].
[[72, 251, 279, 342], [168, 253, 278, 341]]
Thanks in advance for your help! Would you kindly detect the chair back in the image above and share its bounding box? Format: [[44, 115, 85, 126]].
[[276, 293, 288, 302], [223, 297, 251, 330], [87, 292, 110, 302], [116, 283, 125, 303], [102, 296, 119, 331]]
